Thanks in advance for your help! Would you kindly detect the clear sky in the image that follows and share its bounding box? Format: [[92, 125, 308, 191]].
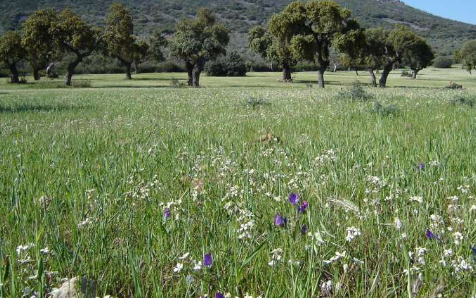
[[404, 0, 475, 24]]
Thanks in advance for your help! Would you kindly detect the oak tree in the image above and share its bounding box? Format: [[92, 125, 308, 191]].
[[21, 9, 57, 80], [249, 24, 297, 82], [170, 8, 229, 87], [0, 31, 25, 83], [104, 3, 136, 79], [275, 1, 360, 88], [51, 9, 98, 86], [461, 40, 476, 74], [402, 37, 434, 79]]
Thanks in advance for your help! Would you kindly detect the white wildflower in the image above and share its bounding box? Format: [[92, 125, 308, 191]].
[[345, 227, 361, 242]]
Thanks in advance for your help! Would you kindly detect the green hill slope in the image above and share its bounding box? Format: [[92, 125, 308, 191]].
[[1, 0, 475, 55]]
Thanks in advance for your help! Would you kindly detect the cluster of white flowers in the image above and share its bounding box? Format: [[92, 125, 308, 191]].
[[268, 248, 283, 267], [345, 227, 361, 242], [409, 196, 423, 204], [314, 149, 337, 165], [323, 251, 346, 265]]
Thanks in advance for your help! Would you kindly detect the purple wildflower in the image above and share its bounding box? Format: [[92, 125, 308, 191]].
[[298, 201, 309, 213], [215, 293, 225, 298], [203, 253, 213, 267], [164, 208, 171, 219], [426, 229, 435, 240], [289, 193, 299, 206], [301, 225, 308, 235], [275, 214, 287, 227], [471, 247, 476, 256], [416, 163, 426, 171]]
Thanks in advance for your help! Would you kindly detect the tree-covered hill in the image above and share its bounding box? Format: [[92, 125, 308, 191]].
[[1, 0, 475, 55]]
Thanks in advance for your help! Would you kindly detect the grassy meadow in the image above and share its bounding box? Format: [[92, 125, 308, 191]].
[[1, 67, 476, 297]]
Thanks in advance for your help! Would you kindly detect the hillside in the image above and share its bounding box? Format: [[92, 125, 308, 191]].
[[1, 0, 475, 55]]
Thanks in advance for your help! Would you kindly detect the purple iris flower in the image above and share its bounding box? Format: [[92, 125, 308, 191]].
[[426, 229, 435, 240], [289, 193, 299, 206], [471, 247, 476, 256], [164, 208, 171, 219], [298, 201, 309, 213], [215, 293, 225, 298], [275, 214, 287, 227], [301, 225, 308, 235], [203, 253, 213, 267], [416, 163, 426, 171]]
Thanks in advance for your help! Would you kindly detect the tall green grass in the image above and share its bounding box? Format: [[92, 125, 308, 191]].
[[1, 71, 476, 297]]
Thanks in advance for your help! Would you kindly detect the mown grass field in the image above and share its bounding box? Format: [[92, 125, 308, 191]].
[[1, 67, 476, 298]]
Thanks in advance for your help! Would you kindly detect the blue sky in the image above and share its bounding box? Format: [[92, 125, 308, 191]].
[[404, 0, 475, 24]]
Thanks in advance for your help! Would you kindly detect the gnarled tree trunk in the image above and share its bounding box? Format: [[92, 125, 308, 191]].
[[317, 62, 329, 89], [192, 60, 205, 88], [33, 67, 41, 81], [411, 69, 420, 80], [125, 62, 132, 80], [379, 63, 393, 88], [186, 62, 193, 86], [9, 63, 19, 84], [66, 56, 82, 86], [282, 66, 292, 82], [369, 70, 377, 87]]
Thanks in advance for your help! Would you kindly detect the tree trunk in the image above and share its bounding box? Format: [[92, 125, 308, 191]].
[[379, 63, 393, 88], [317, 64, 328, 88], [369, 70, 377, 87], [65, 57, 82, 86], [192, 60, 205, 88], [9, 63, 20, 83], [192, 67, 201, 88], [186, 62, 193, 86], [282, 67, 292, 82], [355, 69, 359, 76], [33, 68, 41, 81], [125, 62, 132, 80], [134, 62, 139, 74], [411, 69, 419, 80]]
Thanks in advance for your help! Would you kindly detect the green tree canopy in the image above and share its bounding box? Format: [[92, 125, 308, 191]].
[[21, 9, 57, 80], [104, 3, 136, 79], [271, 1, 360, 88], [376, 25, 430, 87], [170, 8, 230, 87], [343, 27, 389, 86], [132, 40, 150, 74], [461, 40, 476, 74], [50, 9, 98, 86], [402, 36, 434, 79], [0, 31, 25, 83], [248, 21, 298, 82], [149, 31, 168, 63]]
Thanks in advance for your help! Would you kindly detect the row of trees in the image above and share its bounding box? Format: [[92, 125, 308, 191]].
[[249, 1, 476, 88], [1, 0, 475, 88], [0, 4, 229, 87], [248, 1, 436, 88]]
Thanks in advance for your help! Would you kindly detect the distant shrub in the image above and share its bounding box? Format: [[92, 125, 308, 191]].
[[206, 52, 247, 77], [246, 97, 269, 109], [246, 61, 273, 72], [449, 96, 476, 107], [446, 82, 463, 89], [336, 81, 373, 101], [156, 61, 185, 73], [433, 56, 453, 68], [170, 78, 186, 88], [372, 102, 400, 116], [401, 70, 412, 77]]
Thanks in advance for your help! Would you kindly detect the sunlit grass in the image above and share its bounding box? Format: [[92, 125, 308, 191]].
[[1, 69, 476, 297]]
